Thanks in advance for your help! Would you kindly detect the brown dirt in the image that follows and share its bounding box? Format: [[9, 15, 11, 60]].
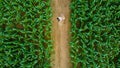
[[51, 0, 71, 68]]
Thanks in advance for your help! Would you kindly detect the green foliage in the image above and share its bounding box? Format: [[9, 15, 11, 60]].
[[70, 0, 120, 68], [0, 0, 52, 68]]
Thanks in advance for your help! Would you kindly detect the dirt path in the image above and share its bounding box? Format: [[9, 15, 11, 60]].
[[51, 0, 71, 68]]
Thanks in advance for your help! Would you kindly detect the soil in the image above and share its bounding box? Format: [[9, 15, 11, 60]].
[[51, 0, 71, 68]]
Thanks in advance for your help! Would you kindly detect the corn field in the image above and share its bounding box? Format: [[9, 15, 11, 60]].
[[0, 0, 52, 67], [0, 0, 120, 68], [70, 0, 120, 68]]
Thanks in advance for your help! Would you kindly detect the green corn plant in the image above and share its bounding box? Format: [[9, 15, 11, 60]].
[[0, 0, 52, 68], [70, 0, 120, 68]]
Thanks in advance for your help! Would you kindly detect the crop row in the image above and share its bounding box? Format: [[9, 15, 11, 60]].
[[70, 0, 120, 68], [0, 0, 52, 68]]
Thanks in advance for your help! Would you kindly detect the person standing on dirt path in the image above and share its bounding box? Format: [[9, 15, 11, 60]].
[[57, 14, 65, 26]]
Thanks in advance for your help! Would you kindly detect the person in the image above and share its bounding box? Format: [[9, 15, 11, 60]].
[[57, 14, 65, 26]]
